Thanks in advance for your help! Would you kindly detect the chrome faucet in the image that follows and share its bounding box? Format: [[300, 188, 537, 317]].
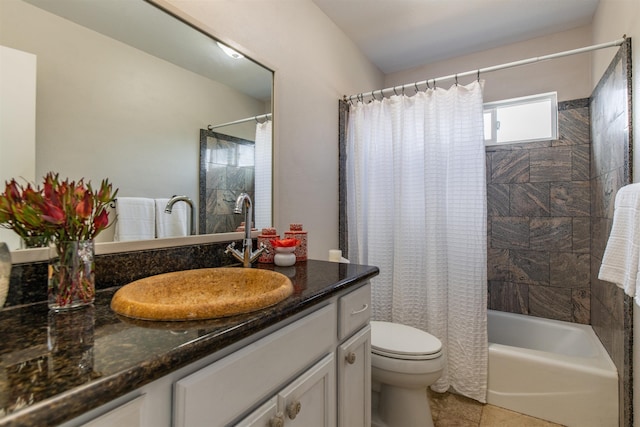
[[225, 193, 267, 267], [164, 195, 196, 235]]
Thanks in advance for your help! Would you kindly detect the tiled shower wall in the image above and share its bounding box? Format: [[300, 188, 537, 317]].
[[487, 99, 592, 323], [487, 41, 632, 426], [199, 130, 255, 234], [589, 40, 632, 427]]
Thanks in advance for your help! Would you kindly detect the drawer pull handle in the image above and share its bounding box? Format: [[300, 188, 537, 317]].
[[270, 413, 285, 427], [346, 352, 357, 364], [351, 304, 369, 315], [287, 401, 302, 420]]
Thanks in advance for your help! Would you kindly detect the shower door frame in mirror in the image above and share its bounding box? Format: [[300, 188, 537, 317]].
[[200, 129, 256, 235], [0, 0, 274, 251]]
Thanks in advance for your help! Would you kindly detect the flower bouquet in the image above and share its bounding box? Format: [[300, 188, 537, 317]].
[[0, 172, 117, 309]]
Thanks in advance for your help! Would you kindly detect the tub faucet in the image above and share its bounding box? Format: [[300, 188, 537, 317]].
[[164, 195, 196, 235], [225, 193, 267, 267]]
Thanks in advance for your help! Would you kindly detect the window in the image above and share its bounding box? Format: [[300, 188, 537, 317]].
[[484, 92, 558, 145]]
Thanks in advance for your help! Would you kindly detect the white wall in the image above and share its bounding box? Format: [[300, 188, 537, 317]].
[[1, 0, 265, 206], [0, 46, 36, 250], [162, 0, 384, 260], [591, 2, 640, 426], [384, 25, 593, 103]]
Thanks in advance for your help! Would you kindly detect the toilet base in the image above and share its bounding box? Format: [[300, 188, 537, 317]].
[[377, 384, 434, 427]]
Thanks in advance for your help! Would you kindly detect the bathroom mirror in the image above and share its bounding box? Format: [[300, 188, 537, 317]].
[[0, 0, 273, 250]]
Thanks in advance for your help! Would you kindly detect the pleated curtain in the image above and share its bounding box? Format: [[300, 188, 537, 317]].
[[346, 81, 488, 402], [254, 120, 272, 230]]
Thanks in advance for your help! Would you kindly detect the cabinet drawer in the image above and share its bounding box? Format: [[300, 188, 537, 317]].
[[81, 395, 146, 427], [174, 304, 336, 427], [338, 284, 371, 340]]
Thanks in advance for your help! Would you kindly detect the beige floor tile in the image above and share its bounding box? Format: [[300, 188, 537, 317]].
[[428, 390, 484, 424], [435, 414, 480, 427], [479, 405, 565, 427]]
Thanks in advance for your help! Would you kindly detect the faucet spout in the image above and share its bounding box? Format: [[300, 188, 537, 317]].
[[234, 193, 253, 242], [226, 193, 267, 267], [165, 195, 196, 235]]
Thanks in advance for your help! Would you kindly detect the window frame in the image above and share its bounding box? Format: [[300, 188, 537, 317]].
[[484, 92, 558, 146]]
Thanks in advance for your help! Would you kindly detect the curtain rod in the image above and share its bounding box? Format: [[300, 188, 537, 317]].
[[345, 36, 627, 103], [208, 113, 272, 130]]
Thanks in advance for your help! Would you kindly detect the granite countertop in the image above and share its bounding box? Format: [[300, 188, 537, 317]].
[[0, 260, 379, 427]]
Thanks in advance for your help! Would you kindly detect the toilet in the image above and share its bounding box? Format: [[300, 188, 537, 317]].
[[370, 321, 444, 427]]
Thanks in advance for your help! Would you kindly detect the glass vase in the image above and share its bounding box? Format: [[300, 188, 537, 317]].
[[20, 235, 49, 249], [48, 306, 95, 379], [0, 242, 10, 308], [48, 240, 95, 310]]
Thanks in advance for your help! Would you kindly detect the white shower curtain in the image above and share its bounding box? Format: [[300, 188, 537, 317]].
[[346, 81, 488, 402], [254, 120, 272, 229]]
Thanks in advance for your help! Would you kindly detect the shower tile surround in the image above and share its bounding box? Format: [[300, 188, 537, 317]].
[[487, 98, 592, 323], [199, 129, 255, 235], [589, 39, 633, 427], [488, 40, 632, 426]]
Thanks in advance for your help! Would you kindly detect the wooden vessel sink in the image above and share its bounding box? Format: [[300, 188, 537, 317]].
[[111, 268, 294, 321]]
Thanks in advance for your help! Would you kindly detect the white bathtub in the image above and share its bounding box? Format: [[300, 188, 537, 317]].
[[487, 310, 618, 427]]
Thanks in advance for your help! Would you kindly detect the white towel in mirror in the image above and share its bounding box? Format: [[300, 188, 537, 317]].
[[114, 197, 156, 241], [155, 198, 188, 238]]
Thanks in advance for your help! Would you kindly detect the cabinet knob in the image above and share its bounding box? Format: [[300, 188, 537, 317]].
[[346, 352, 357, 364], [269, 413, 285, 427], [287, 400, 302, 419]]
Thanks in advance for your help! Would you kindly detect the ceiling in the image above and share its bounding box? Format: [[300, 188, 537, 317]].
[[312, 0, 600, 74], [23, 0, 273, 101]]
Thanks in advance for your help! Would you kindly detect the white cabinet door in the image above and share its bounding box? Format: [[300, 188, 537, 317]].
[[235, 396, 282, 427], [278, 354, 335, 427], [174, 305, 336, 427], [337, 325, 371, 427]]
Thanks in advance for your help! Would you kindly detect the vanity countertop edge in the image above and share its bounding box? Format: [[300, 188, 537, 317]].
[[0, 260, 379, 427]]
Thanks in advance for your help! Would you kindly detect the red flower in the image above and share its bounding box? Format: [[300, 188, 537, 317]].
[[5, 180, 20, 200], [0, 172, 118, 243], [41, 201, 66, 225], [93, 209, 109, 230], [75, 192, 92, 219]]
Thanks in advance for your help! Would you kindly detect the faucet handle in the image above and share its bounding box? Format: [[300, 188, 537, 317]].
[[225, 242, 236, 254]]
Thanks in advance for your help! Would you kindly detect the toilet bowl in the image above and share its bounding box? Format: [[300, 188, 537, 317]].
[[371, 321, 444, 427]]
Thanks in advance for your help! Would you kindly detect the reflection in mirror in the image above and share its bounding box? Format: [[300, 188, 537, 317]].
[[0, 0, 273, 251], [200, 115, 272, 234]]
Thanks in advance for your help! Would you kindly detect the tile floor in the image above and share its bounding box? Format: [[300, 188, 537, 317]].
[[428, 390, 565, 427]]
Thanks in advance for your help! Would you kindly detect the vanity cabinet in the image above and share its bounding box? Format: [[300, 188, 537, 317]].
[[338, 326, 371, 427], [173, 304, 336, 426], [80, 395, 146, 427], [336, 284, 372, 427], [68, 282, 372, 427], [237, 354, 335, 426]]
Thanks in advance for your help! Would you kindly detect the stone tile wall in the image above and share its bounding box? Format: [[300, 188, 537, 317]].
[[589, 40, 632, 427], [199, 130, 255, 234], [487, 99, 592, 323]]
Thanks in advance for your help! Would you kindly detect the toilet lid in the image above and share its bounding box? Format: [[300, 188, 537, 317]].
[[371, 321, 442, 360]]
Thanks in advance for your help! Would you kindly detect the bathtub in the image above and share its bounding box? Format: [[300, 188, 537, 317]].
[[487, 310, 618, 427]]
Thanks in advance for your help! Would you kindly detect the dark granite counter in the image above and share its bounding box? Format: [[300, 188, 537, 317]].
[[0, 260, 379, 427]]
